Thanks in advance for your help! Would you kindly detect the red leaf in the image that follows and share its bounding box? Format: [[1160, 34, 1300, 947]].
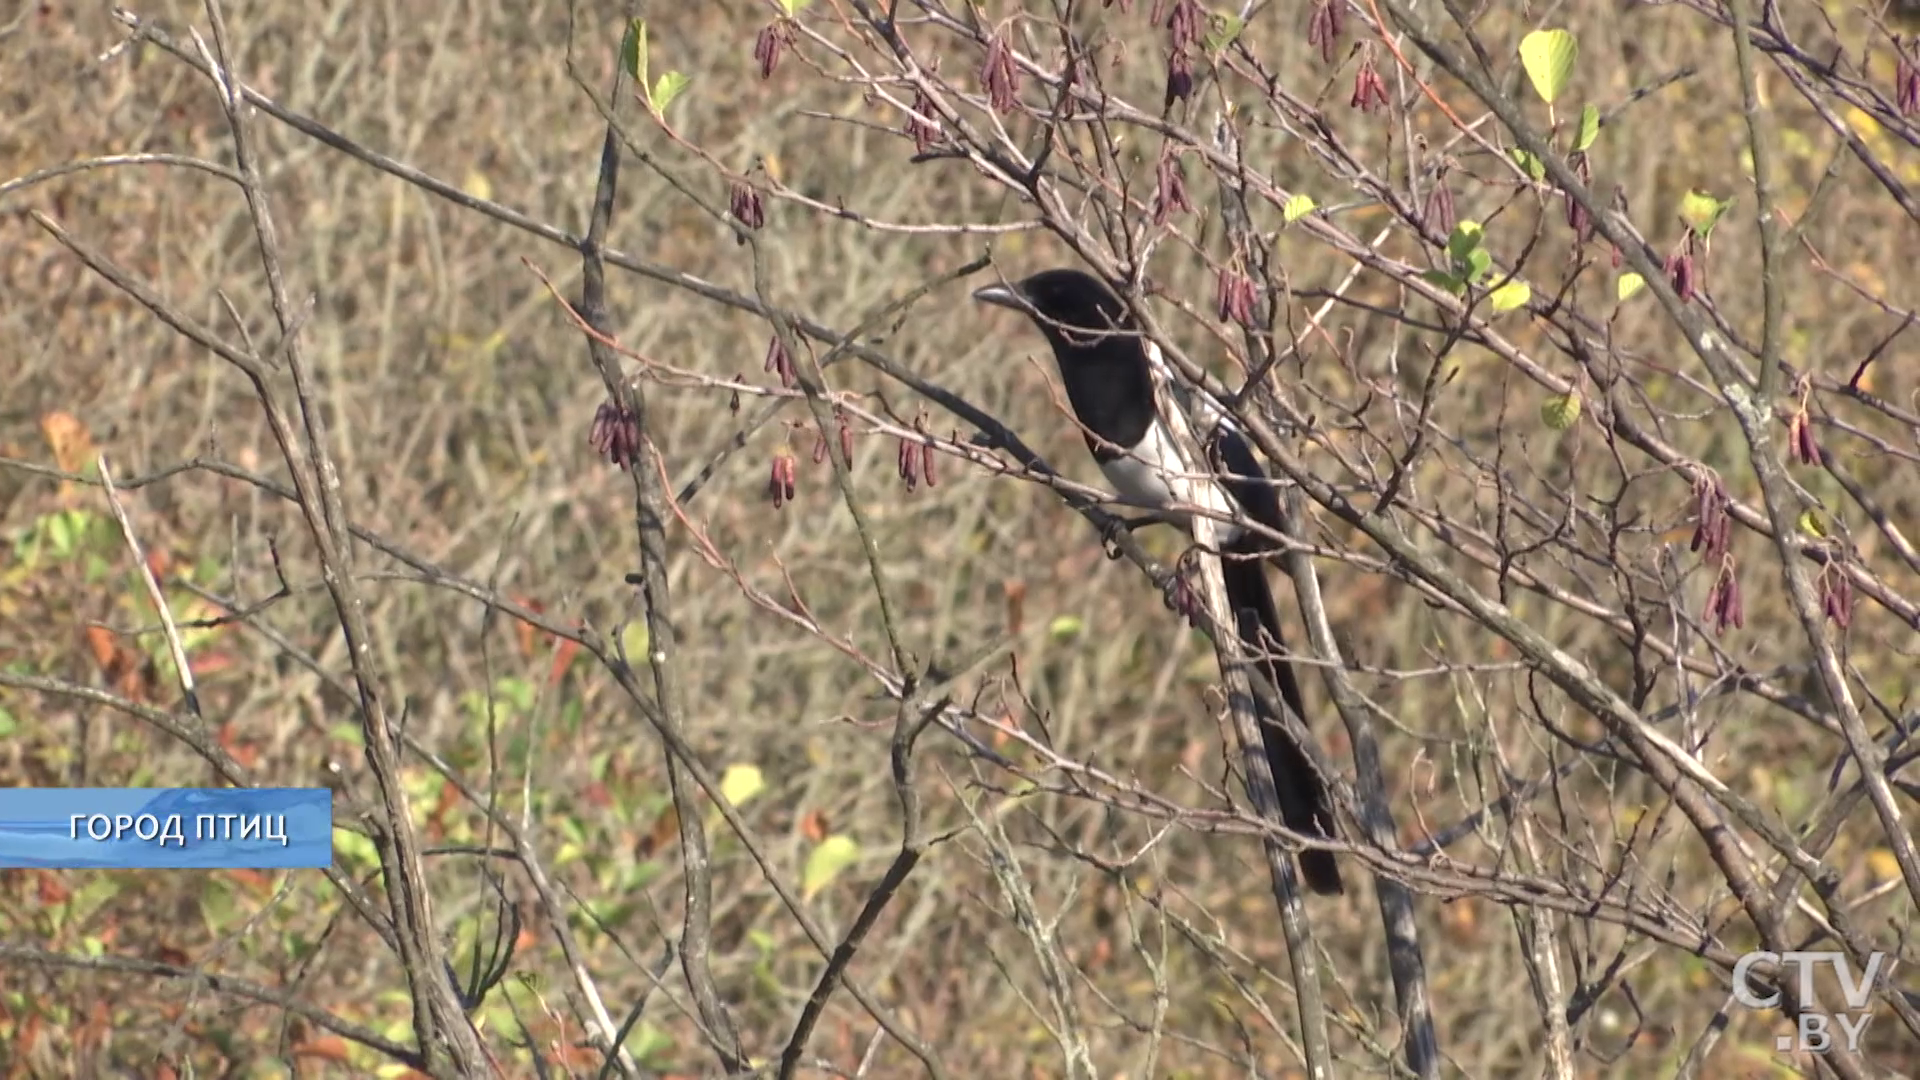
[[84, 625, 117, 671], [799, 809, 829, 844], [36, 870, 71, 906], [293, 1036, 353, 1063], [547, 638, 580, 686]]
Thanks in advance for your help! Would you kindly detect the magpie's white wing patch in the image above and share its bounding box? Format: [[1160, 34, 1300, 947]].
[[1097, 420, 1184, 511], [1097, 341, 1241, 541]]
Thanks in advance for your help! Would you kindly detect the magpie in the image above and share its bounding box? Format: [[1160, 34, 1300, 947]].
[[974, 268, 1343, 895]]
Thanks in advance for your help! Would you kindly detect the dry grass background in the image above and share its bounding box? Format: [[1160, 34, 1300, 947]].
[[1, 0, 1916, 1077]]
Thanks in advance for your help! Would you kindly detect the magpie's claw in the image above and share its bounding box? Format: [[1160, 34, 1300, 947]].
[[1162, 571, 1203, 628]]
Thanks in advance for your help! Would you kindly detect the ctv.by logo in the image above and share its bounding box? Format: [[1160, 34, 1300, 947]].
[[1731, 950, 1888, 1053]]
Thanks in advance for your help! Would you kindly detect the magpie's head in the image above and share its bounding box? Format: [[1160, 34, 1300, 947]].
[[972, 268, 1135, 346]]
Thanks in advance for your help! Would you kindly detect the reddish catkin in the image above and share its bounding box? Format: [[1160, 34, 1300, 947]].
[[897, 435, 919, 492], [1564, 154, 1594, 241], [588, 400, 641, 470], [1705, 565, 1744, 633], [1153, 145, 1191, 224], [1689, 472, 1732, 563], [764, 334, 794, 388], [1423, 177, 1456, 235], [907, 88, 941, 153], [730, 183, 765, 231], [1308, 0, 1342, 66], [1821, 571, 1854, 629], [1164, 52, 1194, 107], [982, 33, 1020, 114], [1351, 54, 1389, 113], [752, 21, 788, 80], [768, 452, 797, 509], [1215, 265, 1257, 328], [1665, 246, 1696, 303], [1792, 412, 1821, 466]]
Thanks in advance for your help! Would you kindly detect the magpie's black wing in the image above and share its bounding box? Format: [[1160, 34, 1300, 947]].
[[1207, 422, 1284, 542], [1207, 422, 1343, 894]]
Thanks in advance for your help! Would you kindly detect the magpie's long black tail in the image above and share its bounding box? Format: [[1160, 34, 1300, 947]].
[[1219, 546, 1343, 896]]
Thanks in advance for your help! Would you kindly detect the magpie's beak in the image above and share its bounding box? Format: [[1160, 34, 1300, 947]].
[[971, 282, 1033, 315]]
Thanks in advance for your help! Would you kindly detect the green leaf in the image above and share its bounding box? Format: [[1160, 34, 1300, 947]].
[[69, 876, 122, 926], [1421, 268, 1465, 294], [719, 763, 766, 806], [1446, 220, 1484, 262], [1509, 148, 1545, 183], [0, 705, 15, 737], [1204, 14, 1245, 53], [333, 826, 380, 873], [625, 1021, 675, 1064], [1616, 272, 1645, 302], [1680, 189, 1734, 238], [1797, 509, 1830, 539], [46, 512, 74, 560], [1047, 615, 1084, 641], [199, 877, 237, 934], [495, 675, 535, 714], [1518, 29, 1577, 105], [1282, 193, 1317, 224], [620, 620, 650, 662], [1540, 391, 1582, 431], [1574, 103, 1601, 152], [802, 834, 860, 899], [620, 18, 647, 87], [1465, 247, 1493, 284], [650, 71, 691, 113], [12, 529, 41, 568], [1489, 280, 1532, 313]]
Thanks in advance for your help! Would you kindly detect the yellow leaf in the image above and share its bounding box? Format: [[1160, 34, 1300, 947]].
[[41, 411, 97, 501], [462, 170, 493, 201], [1489, 280, 1531, 314], [620, 620, 650, 661], [1679, 189, 1734, 236], [1866, 849, 1899, 881], [1518, 29, 1577, 105], [719, 763, 766, 807], [1845, 106, 1882, 141], [1541, 391, 1581, 431], [802, 834, 860, 899]]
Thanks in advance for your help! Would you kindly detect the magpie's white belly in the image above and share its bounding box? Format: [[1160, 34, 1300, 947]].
[[1100, 452, 1181, 514], [1098, 421, 1242, 542]]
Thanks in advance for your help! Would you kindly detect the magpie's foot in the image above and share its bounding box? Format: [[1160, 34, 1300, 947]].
[[1158, 547, 1210, 627], [1099, 515, 1142, 560], [1162, 560, 1205, 628], [1174, 544, 1206, 575], [1163, 576, 1203, 627]]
